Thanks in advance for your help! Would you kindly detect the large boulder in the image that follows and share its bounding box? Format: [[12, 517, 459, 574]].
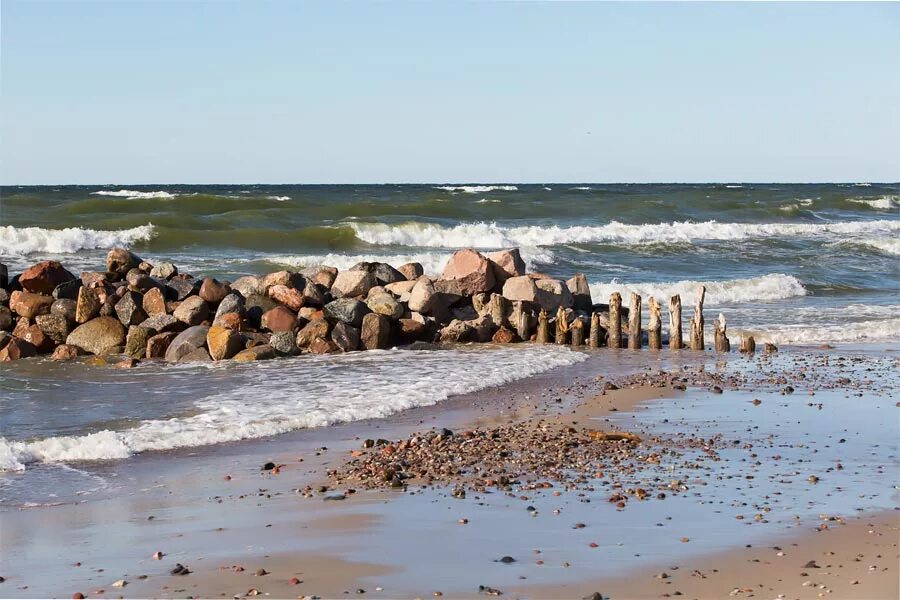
[[66, 316, 126, 355], [331, 321, 360, 352], [145, 331, 178, 358], [361, 313, 391, 350], [385, 280, 417, 297], [199, 278, 231, 305], [300, 279, 327, 307], [124, 326, 152, 359], [487, 249, 526, 283], [214, 293, 245, 321], [350, 262, 406, 286], [501, 275, 538, 304], [324, 298, 370, 327], [269, 331, 299, 356], [164, 325, 210, 362], [397, 262, 424, 280], [260, 270, 302, 291], [232, 345, 276, 362], [408, 277, 436, 313], [439, 319, 475, 343], [139, 313, 182, 335], [50, 298, 77, 323], [35, 313, 71, 344], [244, 293, 278, 328], [21, 323, 55, 353], [106, 248, 142, 278], [115, 292, 148, 326], [268, 284, 305, 311], [9, 291, 53, 319], [149, 262, 177, 280], [52, 278, 83, 300], [365, 292, 403, 320], [206, 325, 244, 360], [166, 278, 200, 301], [261, 306, 299, 332], [0, 306, 11, 331], [301, 266, 338, 289], [19, 260, 76, 295], [0, 338, 37, 361], [440, 249, 495, 295], [125, 269, 156, 292], [397, 318, 430, 344], [534, 278, 574, 312], [566, 273, 592, 312], [231, 275, 263, 298], [296, 318, 331, 347], [75, 286, 102, 323], [331, 270, 376, 299], [142, 286, 167, 316], [173, 296, 209, 326]]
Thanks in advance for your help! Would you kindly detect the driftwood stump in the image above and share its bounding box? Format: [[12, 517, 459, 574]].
[[555, 306, 568, 345], [511, 302, 529, 341], [668, 294, 683, 350], [647, 296, 662, 350], [588, 312, 601, 348], [536, 309, 550, 344], [740, 334, 756, 354], [570, 318, 584, 346], [713, 313, 730, 352], [608, 292, 622, 348], [628, 292, 642, 349], [689, 286, 706, 351]]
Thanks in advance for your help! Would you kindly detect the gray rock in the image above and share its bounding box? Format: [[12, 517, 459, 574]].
[[0, 288, 8, 305], [331, 270, 376, 298], [566, 273, 592, 312], [324, 298, 370, 327], [139, 313, 182, 334], [164, 325, 210, 362], [301, 280, 327, 307], [35, 313, 71, 344], [52, 278, 83, 300], [534, 278, 574, 312], [173, 296, 209, 326], [66, 316, 126, 355], [51, 298, 77, 322], [124, 325, 152, 359], [214, 293, 245, 321], [115, 292, 148, 326], [179, 347, 212, 362], [350, 262, 406, 285], [126, 269, 156, 292], [149, 262, 178, 280], [269, 331, 299, 356], [166, 278, 199, 301], [439, 319, 475, 343], [231, 275, 263, 298], [244, 293, 278, 328], [331, 321, 360, 352], [365, 293, 403, 320]]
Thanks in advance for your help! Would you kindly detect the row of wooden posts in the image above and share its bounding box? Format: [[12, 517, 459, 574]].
[[521, 285, 756, 352]]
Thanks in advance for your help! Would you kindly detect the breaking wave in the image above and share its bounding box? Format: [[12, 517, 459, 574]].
[[434, 185, 518, 193], [754, 317, 900, 345], [588, 273, 807, 306], [349, 219, 900, 249], [92, 189, 175, 199], [0, 224, 155, 256], [848, 195, 899, 211]]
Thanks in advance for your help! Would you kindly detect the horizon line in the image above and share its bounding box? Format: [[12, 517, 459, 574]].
[[3, 181, 898, 187]]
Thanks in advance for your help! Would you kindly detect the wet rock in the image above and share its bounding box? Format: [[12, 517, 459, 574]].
[[350, 261, 406, 285], [261, 306, 299, 332], [231, 275, 263, 298], [169, 563, 191, 576], [366, 292, 403, 320], [19, 260, 76, 295], [566, 273, 592, 312], [51, 298, 77, 323], [106, 248, 142, 278], [361, 313, 391, 350], [331, 321, 361, 352], [21, 323, 55, 353], [441, 248, 495, 295], [145, 331, 178, 358], [179, 347, 211, 362], [308, 337, 337, 354], [269, 330, 299, 356], [36, 313, 71, 344], [491, 326, 519, 344], [0, 262, 7, 289], [207, 325, 244, 360], [124, 325, 152, 358], [331, 270, 377, 298], [296, 318, 331, 347], [149, 262, 177, 280], [324, 298, 370, 327], [141, 286, 167, 317], [173, 296, 209, 326], [233, 344, 277, 362], [0, 306, 11, 332], [139, 313, 182, 334], [66, 316, 126, 355], [164, 325, 210, 362], [9, 291, 53, 319], [52, 278, 83, 300], [397, 318, 429, 343], [244, 293, 278, 328], [199, 278, 231, 305], [75, 286, 101, 323], [268, 284, 305, 311], [50, 344, 80, 361], [486, 248, 526, 283], [397, 262, 424, 280], [0, 337, 37, 361], [439, 319, 475, 343], [115, 292, 148, 326]]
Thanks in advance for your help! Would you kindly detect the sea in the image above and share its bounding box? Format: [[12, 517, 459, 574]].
[[1, 182, 898, 495]]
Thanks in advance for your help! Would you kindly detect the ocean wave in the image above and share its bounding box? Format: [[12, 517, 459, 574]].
[[752, 317, 900, 345], [0, 346, 586, 471], [848, 195, 899, 210], [267, 195, 291, 201], [588, 273, 807, 306], [475, 198, 502, 204], [0, 224, 155, 256], [348, 219, 900, 249], [92, 189, 175, 199], [434, 185, 518, 193], [830, 237, 900, 256]]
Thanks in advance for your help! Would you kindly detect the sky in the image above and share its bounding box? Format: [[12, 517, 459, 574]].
[[1, 1, 898, 185]]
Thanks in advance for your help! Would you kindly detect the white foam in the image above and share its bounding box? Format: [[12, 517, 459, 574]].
[[848, 195, 899, 210], [588, 273, 807, 305], [752, 317, 900, 345], [830, 236, 900, 256], [0, 346, 586, 471], [92, 189, 175, 199], [0, 224, 155, 256], [434, 185, 518, 193], [475, 198, 502, 204], [267, 195, 291, 201], [348, 219, 900, 249], [725, 185, 743, 188]]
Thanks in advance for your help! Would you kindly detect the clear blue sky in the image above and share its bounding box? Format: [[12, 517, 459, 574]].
[[2, 1, 898, 184]]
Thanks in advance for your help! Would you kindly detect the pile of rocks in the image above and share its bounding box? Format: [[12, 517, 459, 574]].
[[0, 246, 599, 363]]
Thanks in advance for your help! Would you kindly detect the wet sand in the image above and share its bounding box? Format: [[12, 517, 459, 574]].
[[1, 347, 898, 599]]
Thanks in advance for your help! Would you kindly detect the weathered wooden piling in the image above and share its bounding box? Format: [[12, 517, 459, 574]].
[[512, 301, 531, 342], [647, 296, 662, 350], [668, 294, 683, 350], [713, 313, 730, 352], [489, 294, 510, 329], [608, 292, 622, 348], [555, 306, 568, 345], [570, 318, 584, 346], [628, 292, 642, 349], [740, 333, 756, 353], [588, 312, 601, 348], [689, 286, 706, 351], [536, 309, 550, 344]]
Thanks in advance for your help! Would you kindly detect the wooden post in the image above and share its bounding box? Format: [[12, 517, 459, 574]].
[[588, 312, 601, 348], [740, 333, 756, 354], [536, 309, 550, 344], [608, 292, 622, 348], [689, 286, 706, 351], [628, 292, 642, 349], [668, 294, 683, 350], [647, 296, 662, 350], [570, 318, 584, 346], [513, 302, 531, 342], [489, 293, 509, 329], [713, 313, 730, 352], [554, 306, 568, 345]]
